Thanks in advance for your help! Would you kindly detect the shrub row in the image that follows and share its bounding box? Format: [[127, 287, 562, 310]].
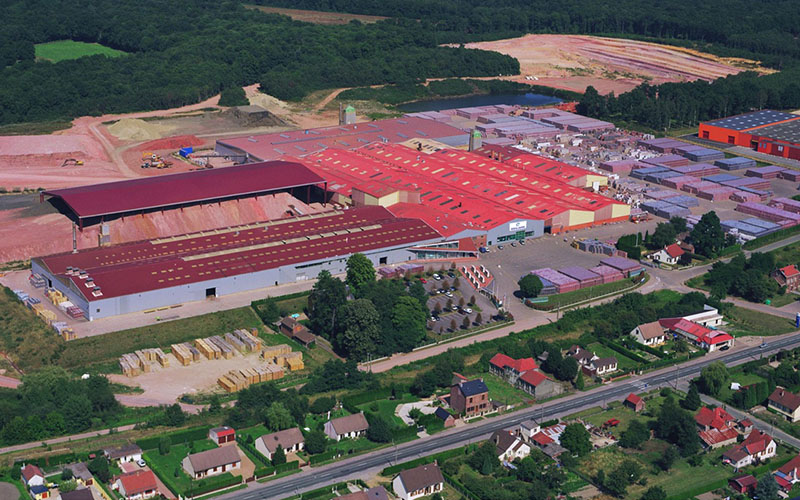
[[275, 460, 300, 474], [299, 480, 366, 500], [236, 436, 270, 467], [743, 225, 800, 250], [144, 450, 240, 497], [442, 471, 480, 500], [342, 387, 396, 407], [597, 338, 648, 364], [136, 426, 211, 450], [20, 451, 91, 467], [309, 450, 340, 465], [381, 446, 467, 476]]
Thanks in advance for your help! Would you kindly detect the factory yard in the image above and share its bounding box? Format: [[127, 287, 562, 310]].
[[464, 34, 771, 94]]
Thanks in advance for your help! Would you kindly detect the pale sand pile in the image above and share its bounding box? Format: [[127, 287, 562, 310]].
[[107, 118, 174, 141]]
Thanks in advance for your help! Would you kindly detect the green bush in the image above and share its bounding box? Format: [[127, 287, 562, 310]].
[[136, 426, 211, 450], [744, 225, 800, 250], [381, 447, 466, 476], [218, 86, 248, 107]]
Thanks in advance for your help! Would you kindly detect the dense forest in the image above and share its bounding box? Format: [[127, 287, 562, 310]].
[[2, 0, 800, 127]]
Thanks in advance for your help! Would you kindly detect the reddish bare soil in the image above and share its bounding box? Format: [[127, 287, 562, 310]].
[[244, 5, 388, 24]]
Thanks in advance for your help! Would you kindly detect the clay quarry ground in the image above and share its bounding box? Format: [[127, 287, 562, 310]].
[[464, 34, 772, 94], [244, 4, 388, 24]]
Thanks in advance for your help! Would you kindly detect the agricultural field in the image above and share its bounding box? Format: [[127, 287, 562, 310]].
[[725, 306, 795, 337], [35, 40, 126, 62], [244, 5, 388, 24]]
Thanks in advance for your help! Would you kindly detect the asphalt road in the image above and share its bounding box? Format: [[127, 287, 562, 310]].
[[220, 332, 800, 500]]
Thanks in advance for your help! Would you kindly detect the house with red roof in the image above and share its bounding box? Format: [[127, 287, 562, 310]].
[[768, 387, 800, 422], [774, 453, 800, 492], [772, 264, 800, 291], [21, 464, 45, 488], [729, 475, 757, 495], [695, 406, 735, 432], [699, 427, 739, 449], [516, 370, 562, 400], [113, 469, 158, 500], [652, 243, 685, 265], [623, 393, 645, 413], [489, 353, 538, 383], [722, 430, 776, 469], [659, 317, 734, 352]]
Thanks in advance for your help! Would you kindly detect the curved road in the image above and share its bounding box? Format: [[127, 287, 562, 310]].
[[219, 332, 800, 500]]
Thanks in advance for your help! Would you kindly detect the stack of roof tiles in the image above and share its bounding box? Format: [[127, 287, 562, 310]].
[[745, 165, 786, 179], [659, 175, 698, 189], [682, 147, 725, 162], [779, 170, 800, 181], [558, 267, 602, 287], [531, 268, 580, 293], [589, 265, 625, 283], [600, 257, 643, 277], [662, 195, 700, 208], [681, 180, 718, 194], [641, 154, 690, 167], [671, 163, 720, 177], [576, 239, 618, 256], [716, 157, 756, 170], [736, 202, 800, 225], [637, 137, 687, 153]]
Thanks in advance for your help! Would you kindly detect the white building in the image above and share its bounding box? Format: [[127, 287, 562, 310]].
[[393, 463, 444, 500]]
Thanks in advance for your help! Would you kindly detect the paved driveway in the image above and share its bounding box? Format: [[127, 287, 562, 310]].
[[396, 401, 437, 426]]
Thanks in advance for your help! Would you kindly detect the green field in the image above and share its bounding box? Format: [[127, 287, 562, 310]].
[[35, 40, 126, 62], [143, 440, 219, 494], [717, 371, 767, 403], [482, 374, 533, 406], [357, 394, 417, 428], [586, 342, 640, 370], [725, 306, 795, 337]]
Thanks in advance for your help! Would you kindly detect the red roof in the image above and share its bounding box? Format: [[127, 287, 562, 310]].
[[531, 432, 554, 446], [781, 265, 800, 278], [625, 393, 643, 406], [519, 370, 548, 387], [697, 331, 734, 345], [695, 406, 735, 431], [36, 206, 440, 301], [778, 453, 800, 477], [665, 243, 685, 258], [117, 470, 157, 496], [43, 161, 325, 219], [699, 427, 738, 446], [489, 353, 538, 373], [660, 318, 711, 340], [742, 430, 773, 455], [22, 464, 43, 482]]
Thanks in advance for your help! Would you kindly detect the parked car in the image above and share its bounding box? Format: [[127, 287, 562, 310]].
[[452, 305, 458, 310], [519, 239, 526, 245], [447, 272, 456, 278], [137, 459, 147, 467], [479, 247, 488, 253], [445, 292, 454, 298], [510, 242, 517, 247], [464, 307, 473, 314], [498, 245, 504, 250]]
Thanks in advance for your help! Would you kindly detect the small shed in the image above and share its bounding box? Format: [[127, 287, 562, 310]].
[[623, 393, 645, 413], [209, 426, 236, 445]]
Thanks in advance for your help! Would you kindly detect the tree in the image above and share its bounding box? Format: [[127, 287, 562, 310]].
[[408, 280, 428, 308], [690, 211, 725, 257], [475, 312, 483, 324], [218, 86, 249, 106], [698, 362, 729, 396], [655, 396, 700, 456], [308, 270, 347, 339], [462, 315, 471, 329], [576, 370, 585, 390], [59, 480, 77, 493], [619, 420, 649, 449], [681, 384, 701, 410], [555, 356, 579, 381], [88, 457, 110, 483], [164, 404, 186, 427], [309, 396, 335, 415], [366, 416, 392, 443], [272, 445, 286, 466], [264, 402, 294, 431], [62, 395, 92, 433], [61, 468, 73, 481], [640, 486, 667, 500], [518, 274, 543, 298], [346, 253, 375, 295], [649, 222, 677, 249], [458, 296, 465, 307], [467, 442, 499, 475], [470, 295, 477, 305], [453, 278, 460, 289], [339, 299, 381, 360], [670, 217, 687, 234], [657, 444, 678, 473], [755, 474, 780, 500], [305, 430, 327, 454], [208, 395, 222, 415], [392, 296, 427, 351], [560, 423, 591, 456], [449, 318, 457, 331], [159, 436, 171, 455]]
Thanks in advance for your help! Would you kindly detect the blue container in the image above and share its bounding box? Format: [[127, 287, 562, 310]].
[[179, 147, 193, 157]]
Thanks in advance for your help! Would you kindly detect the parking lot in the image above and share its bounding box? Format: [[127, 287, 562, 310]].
[[421, 271, 497, 335]]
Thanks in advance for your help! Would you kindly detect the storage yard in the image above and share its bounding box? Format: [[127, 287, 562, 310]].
[[462, 34, 771, 95]]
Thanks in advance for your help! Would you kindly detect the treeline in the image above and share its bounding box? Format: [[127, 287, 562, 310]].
[[0, 0, 517, 124], [702, 252, 781, 302], [252, 0, 800, 64]]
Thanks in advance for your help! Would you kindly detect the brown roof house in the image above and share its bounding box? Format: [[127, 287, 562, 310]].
[[722, 430, 776, 469], [630, 321, 667, 346], [103, 444, 143, 464], [392, 463, 444, 500], [279, 317, 316, 346], [491, 429, 531, 462], [255, 428, 305, 460], [450, 377, 490, 417], [324, 412, 370, 441], [337, 486, 390, 500], [768, 387, 800, 422], [182, 445, 241, 479]]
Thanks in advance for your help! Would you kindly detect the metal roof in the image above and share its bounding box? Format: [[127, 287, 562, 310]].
[[43, 161, 325, 219], [705, 110, 798, 131], [751, 119, 800, 143]]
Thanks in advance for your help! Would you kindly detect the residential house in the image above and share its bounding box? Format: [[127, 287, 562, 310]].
[[630, 321, 667, 346], [491, 429, 531, 462], [529, 431, 567, 459], [433, 407, 456, 428], [722, 430, 776, 469], [516, 370, 563, 399], [738, 418, 754, 436], [392, 463, 444, 500], [255, 428, 305, 460], [591, 357, 618, 377], [699, 427, 739, 449], [623, 393, 645, 413], [567, 345, 617, 377], [103, 444, 143, 464], [71, 462, 93, 486], [21, 464, 45, 488], [519, 420, 541, 442], [29, 485, 49, 500], [729, 475, 758, 495], [567, 345, 596, 366], [652, 244, 684, 265], [450, 377, 490, 417], [772, 265, 800, 292], [489, 353, 538, 384], [774, 453, 800, 492], [279, 317, 316, 346], [694, 406, 735, 432], [113, 470, 158, 500], [60, 490, 93, 500], [182, 445, 241, 479], [209, 426, 236, 445], [659, 317, 734, 352], [337, 486, 390, 500], [324, 412, 370, 441], [768, 387, 800, 422]]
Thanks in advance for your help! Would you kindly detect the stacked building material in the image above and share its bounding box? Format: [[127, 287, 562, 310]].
[[599, 160, 637, 174], [224, 332, 246, 353], [208, 336, 234, 359], [29, 273, 46, 288], [769, 197, 800, 214], [589, 265, 624, 283], [530, 268, 580, 293], [61, 329, 77, 341], [645, 171, 682, 183], [66, 305, 84, 319], [600, 257, 644, 277], [641, 154, 689, 167], [745, 165, 786, 179], [641, 199, 675, 215], [716, 157, 756, 170], [630, 166, 669, 180], [778, 170, 800, 181], [681, 180, 717, 194], [730, 190, 762, 203], [637, 137, 686, 153], [171, 343, 193, 366], [702, 173, 740, 184], [645, 190, 679, 200], [276, 352, 304, 371], [195, 338, 220, 359], [660, 175, 697, 190], [742, 218, 781, 232], [721, 220, 773, 238], [684, 147, 725, 162], [662, 195, 700, 208], [12, 290, 28, 303], [736, 202, 800, 224], [233, 328, 262, 352], [119, 355, 141, 377], [720, 177, 771, 191], [398, 263, 425, 276], [534, 276, 558, 296], [25, 296, 41, 308], [671, 163, 720, 177], [261, 344, 292, 360], [576, 239, 618, 255], [218, 364, 285, 393], [673, 144, 703, 154], [697, 186, 737, 201], [558, 267, 602, 288]]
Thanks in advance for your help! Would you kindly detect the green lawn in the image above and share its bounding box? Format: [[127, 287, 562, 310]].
[[725, 306, 795, 337], [357, 394, 418, 427], [35, 40, 126, 62], [305, 408, 349, 432], [586, 343, 640, 370], [562, 470, 589, 494], [717, 371, 767, 403], [143, 440, 218, 494], [238, 424, 270, 443], [326, 436, 379, 455], [768, 293, 799, 308], [483, 374, 533, 406]]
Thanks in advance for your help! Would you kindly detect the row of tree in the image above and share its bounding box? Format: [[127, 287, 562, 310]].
[[702, 251, 781, 302]]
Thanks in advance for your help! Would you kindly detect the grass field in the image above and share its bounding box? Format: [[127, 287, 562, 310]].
[[143, 440, 218, 494], [717, 371, 767, 403], [586, 343, 640, 370], [35, 40, 126, 62], [0, 120, 72, 135], [725, 306, 795, 337], [357, 394, 417, 428], [483, 374, 533, 406], [532, 276, 645, 311]]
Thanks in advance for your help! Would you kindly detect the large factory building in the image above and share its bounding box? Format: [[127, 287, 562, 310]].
[[698, 110, 800, 160]]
